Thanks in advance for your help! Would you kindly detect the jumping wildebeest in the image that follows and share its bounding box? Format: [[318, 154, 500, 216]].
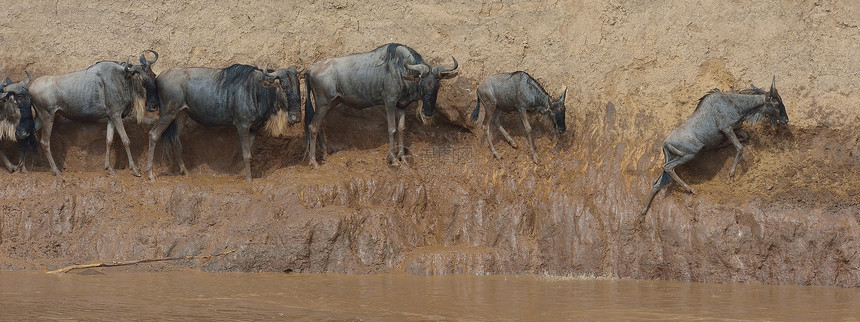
[[470, 71, 567, 164], [145, 63, 302, 182], [0, 73, 38, 172], [303, 43, 458, 168], [640, 77, 788, 215], [28, 50, 160, 176]]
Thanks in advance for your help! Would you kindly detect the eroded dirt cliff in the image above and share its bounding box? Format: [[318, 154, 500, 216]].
[[1, 0, 859, 286]]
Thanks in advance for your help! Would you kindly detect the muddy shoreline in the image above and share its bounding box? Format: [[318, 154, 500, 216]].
[[1, 1, 859, 286]]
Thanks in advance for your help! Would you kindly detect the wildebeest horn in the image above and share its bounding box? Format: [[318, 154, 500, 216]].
[[295, 58, 305, 74], [124, 58, 132, 73], [559, 87, 567, 101], [262, 63, 279, 78], [406, 63, 429, 74], [2, 77, 11, 86], [437, 56, 458, 73], [769, 76, 775, 96], [24, 71, 31, 86], [146, 50, 158, 65]]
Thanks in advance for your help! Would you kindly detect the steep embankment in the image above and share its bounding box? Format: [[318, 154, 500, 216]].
[[1, 1, 859, 286]]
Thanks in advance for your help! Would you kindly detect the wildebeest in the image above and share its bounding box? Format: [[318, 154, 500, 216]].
[[0, 73, 38, 172], [145, 63, 302, 182], [303, 43, 458, 168], [470, 71, 567, 164], [28, 50, 160, 176], [640, 77, 788, 215]]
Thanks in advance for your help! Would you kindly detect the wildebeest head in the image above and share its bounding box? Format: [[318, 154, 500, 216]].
[[124, 50, 160, 113], [547, 87, 567, 134], [0, 72, 32, 141], [259, 64, 303, 124], [404, 56, 458, 122], [763, 76, 788, 126]]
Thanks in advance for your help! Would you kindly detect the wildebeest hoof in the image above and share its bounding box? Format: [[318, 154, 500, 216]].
[[106, 168, 117, 175], [131, 169, 142, 177], [310, 161, 321, 169], [511, 143, 519, 149], [492, 152, 502, 159], [388, 159, 401, 168], [148, 172, 156, 182]]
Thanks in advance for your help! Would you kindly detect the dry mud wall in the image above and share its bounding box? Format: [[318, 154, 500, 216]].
[[1, 1, 860, 286]]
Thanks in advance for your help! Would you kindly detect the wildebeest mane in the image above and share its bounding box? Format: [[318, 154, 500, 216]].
[[511, 71, 550, 97], [217, 64, 282, 125], [693, 86, 767, 112], [737, 87, 766, 95], [88, 60, 122, 69], [382, 43, 426, 68]]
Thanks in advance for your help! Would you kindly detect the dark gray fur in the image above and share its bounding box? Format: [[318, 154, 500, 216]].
[[303, 43, 458, 168], [640, 77, 789, 215], [470, 71, 567, 163], [145, 64, 301, 182], [28, 50, 159, 176]]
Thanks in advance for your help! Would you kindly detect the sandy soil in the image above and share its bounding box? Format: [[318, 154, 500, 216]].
[[0, 0, 859, 286]]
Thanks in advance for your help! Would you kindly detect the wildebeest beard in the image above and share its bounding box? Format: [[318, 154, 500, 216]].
[[0, 96, 21, 141]]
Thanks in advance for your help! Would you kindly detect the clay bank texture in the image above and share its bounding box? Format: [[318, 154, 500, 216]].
[[0, 1, 859, 286]]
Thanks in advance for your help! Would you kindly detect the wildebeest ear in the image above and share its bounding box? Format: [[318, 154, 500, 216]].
[[406, 63, 430, 75], [557, 87, 567, 103], [258, 79, 280, 88], [139, 54, 147, 66], [3, 77, 11, 86]]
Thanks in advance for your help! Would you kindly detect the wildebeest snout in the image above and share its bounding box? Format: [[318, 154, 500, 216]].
[[288, 111, 301, 124], [15, 126, 30, 141]]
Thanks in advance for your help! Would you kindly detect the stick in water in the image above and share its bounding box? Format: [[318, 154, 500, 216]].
[[46, 250, 236, 274]]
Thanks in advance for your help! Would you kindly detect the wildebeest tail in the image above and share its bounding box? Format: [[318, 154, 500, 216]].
[[641, 170, 672, 216], [161, 120, 181, 163], [470, 97, 481, 123], [303, 73, 315, 155]]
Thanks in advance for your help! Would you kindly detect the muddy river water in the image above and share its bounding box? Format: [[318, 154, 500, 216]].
[[1, 271, 858, 320]]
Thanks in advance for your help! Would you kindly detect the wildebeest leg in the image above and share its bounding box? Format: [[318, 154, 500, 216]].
[[0, 152, 15, 173], [662, 148, 697, 194], [385, 101, 399, 166], [396, 107, 409, 166], [236, 123, 253, 182], [146, 107, 179, 181], [109, 113, 141, 177], [493, 110, 518, 149], [318, 130, 328, 161], [38, 109, 61, 176], [519, 108, 540, 164], [713, 129, 749, 150], [485, 116, 501, 159], [722, 128, 745, 181], [174, 113, 190, 175], [104, 120, 117, 175], [307, 100, 333, 169]]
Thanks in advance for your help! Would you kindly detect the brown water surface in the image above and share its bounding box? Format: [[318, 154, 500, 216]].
[[1, 271, 858, 320]]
